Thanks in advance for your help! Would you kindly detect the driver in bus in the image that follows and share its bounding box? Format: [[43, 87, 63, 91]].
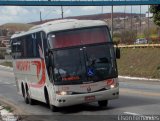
[[54, 64, 67, 77]]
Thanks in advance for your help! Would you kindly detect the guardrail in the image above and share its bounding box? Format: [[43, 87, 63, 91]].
[[118, 44, 160, 48]]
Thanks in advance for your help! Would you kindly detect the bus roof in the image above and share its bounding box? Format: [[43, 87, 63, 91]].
[[11, 19, 107, 39]]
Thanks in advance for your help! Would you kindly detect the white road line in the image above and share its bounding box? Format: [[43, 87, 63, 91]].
[[124, 112, 140, 115], [123, 112, 155, 119], [0, 65, 13, 71]]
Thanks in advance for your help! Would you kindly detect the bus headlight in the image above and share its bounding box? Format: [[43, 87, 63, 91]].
[[56, 91, 72, 95], [110, 84, 115, 89], [106, 79, 119, 89]]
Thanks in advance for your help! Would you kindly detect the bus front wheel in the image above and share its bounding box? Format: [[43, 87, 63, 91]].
[[98, 100, 108, 108], [50, 105, 58, 112]]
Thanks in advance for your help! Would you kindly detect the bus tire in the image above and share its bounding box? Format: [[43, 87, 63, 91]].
[[50, 105, 58, 112], [22, 83, 29, 104], [28, 93, 34, 105], [98, 100, 108, 108], [25, 84, 34, 105], [21, 83, 25, 97], [24, 92, 29, 104], [44, 87, 58, 112], [44, 87, 50, 106]]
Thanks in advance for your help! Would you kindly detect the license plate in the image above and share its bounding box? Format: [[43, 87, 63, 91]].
[[85, 95, 95, 102]]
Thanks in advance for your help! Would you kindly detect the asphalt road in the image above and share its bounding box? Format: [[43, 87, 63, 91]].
[[0, 66, 160, 121]]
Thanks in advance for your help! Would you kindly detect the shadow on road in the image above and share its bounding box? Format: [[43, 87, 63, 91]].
[[29, 94, 160, 114]]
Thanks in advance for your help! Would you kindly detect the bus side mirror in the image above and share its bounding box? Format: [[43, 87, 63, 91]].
[[116, 48, 120, 59], [45, 49, 49, 57]]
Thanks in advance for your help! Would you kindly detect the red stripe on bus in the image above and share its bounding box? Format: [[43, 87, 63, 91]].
[[29, 59, 46, 88]]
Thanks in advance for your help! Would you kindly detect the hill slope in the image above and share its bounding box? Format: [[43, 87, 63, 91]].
[[0, 23, 34, 31], [117, 48, 160, 79]]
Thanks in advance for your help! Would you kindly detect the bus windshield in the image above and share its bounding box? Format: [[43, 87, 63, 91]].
[[48, 27, 110, 49], [47, 27, 118, 85]]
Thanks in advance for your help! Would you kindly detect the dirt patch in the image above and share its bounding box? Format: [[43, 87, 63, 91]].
[[0, 96, 29, 121]]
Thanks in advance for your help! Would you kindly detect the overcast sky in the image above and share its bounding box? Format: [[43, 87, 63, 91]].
[[0, 5, 149, 25]]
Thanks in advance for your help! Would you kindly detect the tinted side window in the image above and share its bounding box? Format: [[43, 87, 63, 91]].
[[35, 32, 43, 58], [11, 32, 43, 59], [11, 38, 23, 59], [26, 35, 34, 58], [41, 32, 47, 54]]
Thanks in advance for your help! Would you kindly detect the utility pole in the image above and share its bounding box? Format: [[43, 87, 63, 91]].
[[131, 6, 132, 33], [131, 5, 133, 41], [61, 6, 64, 19], [140, 5, 142, 35], [148, 5, 150, 39], [124, 5, 126, 43], [40, 11, 42, 22], [101, 6, 103, 13], [111, 5, 113, 39]]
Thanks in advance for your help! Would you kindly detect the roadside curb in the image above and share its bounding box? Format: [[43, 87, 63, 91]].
[[119, 75, 160, 82], [0, 65, 13, 71]]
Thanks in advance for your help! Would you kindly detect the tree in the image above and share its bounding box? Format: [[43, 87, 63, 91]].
[[150, 5, 160, 26]]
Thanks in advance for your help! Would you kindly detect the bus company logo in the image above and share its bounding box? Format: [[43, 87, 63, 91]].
[[16, 61, 31, 71], [87, 87, 91, 92]]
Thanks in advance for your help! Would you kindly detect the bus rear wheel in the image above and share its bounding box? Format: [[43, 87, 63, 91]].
[[25, 85, 34, 105], [27, 91, 34, 105], [98, 100, 108, 108], [24, 92, 29, 104]]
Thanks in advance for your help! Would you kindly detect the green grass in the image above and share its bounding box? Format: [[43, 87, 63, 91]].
[[0, 50, 6, 59], [3, 105, 13, 112], [117, 48, 160, 79], [0, 104, 13, 112], [0, 61, 13, 67]]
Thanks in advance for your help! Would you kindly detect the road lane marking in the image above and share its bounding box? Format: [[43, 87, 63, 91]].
[[0, 65, 13, 71], [124, 112, 139, 115]]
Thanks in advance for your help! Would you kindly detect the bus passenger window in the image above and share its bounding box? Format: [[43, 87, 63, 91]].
[[11, 39, 22, 59]]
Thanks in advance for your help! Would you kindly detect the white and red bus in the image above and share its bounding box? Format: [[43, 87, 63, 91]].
[[11, 19, 120, 111]]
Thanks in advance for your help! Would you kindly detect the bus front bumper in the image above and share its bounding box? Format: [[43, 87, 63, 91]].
[[55, 87, 119, 107]]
